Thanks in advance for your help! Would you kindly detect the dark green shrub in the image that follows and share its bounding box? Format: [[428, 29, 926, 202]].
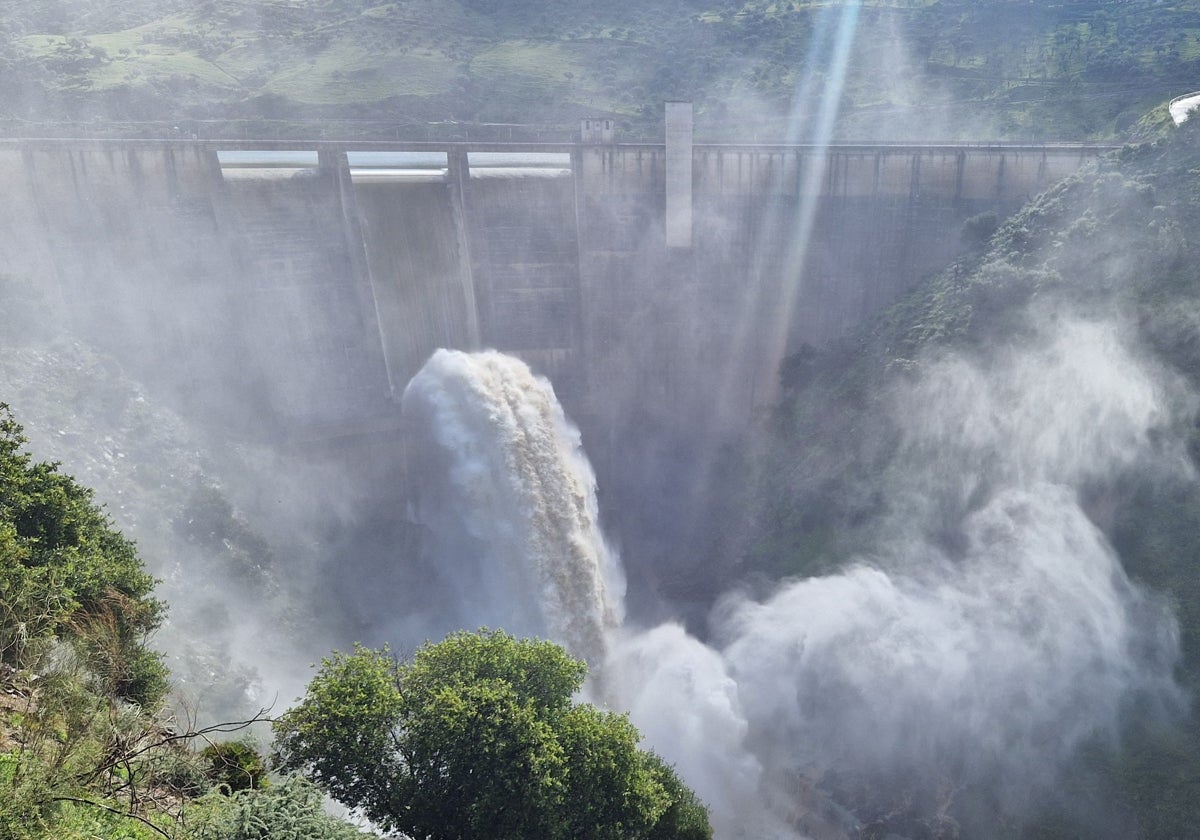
[[960, 210, 999, 249], [202, 740, 268, 793], [644, 754, 713, 840], [152, 751, 211, 798]]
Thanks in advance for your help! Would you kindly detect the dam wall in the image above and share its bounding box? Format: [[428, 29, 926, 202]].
[[0, 137, 1112, 446], [0, 143, 393, 438], [572, 140, 1106, 430]]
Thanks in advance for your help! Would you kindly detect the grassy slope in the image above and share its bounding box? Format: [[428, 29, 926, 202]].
[[4, 0, 1200, 139]]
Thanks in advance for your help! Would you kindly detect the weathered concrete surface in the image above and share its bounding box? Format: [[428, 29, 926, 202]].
[[0, 135, 1114, 612], [0, 138, 1112, 444]]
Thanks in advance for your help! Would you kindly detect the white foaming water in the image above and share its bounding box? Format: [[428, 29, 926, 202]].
[[401, 349, 624, 667], [402, 322, 1187, 839], [605, 623, 796, 840], [719, 485, 1178, 805], [402, 349, 770, 838]]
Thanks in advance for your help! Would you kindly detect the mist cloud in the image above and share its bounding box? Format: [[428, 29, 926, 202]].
[[605, 316, 1187, 837]]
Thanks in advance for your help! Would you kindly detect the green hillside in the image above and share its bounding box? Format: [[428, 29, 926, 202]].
[[2, 0, 1200, 140], [735, 114, 1200, 838]]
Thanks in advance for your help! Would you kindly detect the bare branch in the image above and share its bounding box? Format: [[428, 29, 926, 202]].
[[75, 707, 274, 786]]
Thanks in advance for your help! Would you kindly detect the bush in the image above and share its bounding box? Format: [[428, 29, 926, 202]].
[[202, 740, 268, 793], [273, 630, 712, 840], [183, 776, 370, 840], [960, 210, 999, 249]]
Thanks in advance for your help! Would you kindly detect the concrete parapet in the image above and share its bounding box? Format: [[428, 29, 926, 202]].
[[688, 144, 1107, 203]]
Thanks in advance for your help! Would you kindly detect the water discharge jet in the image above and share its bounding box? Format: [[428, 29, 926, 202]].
[[400, 348, 624, 668], [400, 348, 791, 838], [398, 323, 1187, 839]]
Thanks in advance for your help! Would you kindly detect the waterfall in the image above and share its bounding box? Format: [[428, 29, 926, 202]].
[[400, 349, 624, 667], [400, 348, 782, 839]]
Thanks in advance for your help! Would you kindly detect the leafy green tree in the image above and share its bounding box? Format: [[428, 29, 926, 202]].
[[643, 753, 713, 840], [0, 404, 166, 708], [273, 629, 711, 840]]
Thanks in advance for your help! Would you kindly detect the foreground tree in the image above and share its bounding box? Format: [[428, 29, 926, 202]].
[[273, 629, 712, 840]]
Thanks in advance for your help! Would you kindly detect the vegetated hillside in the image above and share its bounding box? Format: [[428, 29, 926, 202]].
[[1, 0, 1199, 140], [0, 397, 376, 839], [741, 115, 1200, 837], [0, 275, 388, 728], [0, 398, 710, 839]]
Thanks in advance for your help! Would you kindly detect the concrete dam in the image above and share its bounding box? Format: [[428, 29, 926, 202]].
[[0, 114, 1118, 603], [0, 120, 1113, 456]]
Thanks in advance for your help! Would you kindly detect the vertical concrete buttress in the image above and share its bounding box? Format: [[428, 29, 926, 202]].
[[446, 148, 482, 349], [665, 102, 693, 248], [569, 145, 590, 397], [319, 148, 398, 397]]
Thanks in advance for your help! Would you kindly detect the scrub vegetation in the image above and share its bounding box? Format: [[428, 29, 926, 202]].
[[0, 404, 361, 840], [2, 0, 1200, 139], [0, 408, 708, 838]]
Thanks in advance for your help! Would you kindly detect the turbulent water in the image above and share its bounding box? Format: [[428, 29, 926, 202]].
[[402, 323, 1187, 840], [711, 321, 1186, 807], [401, 349, 624, 667]]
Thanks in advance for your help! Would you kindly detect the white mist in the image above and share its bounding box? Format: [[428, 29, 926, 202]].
[[400, 320, 1186, 839]]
